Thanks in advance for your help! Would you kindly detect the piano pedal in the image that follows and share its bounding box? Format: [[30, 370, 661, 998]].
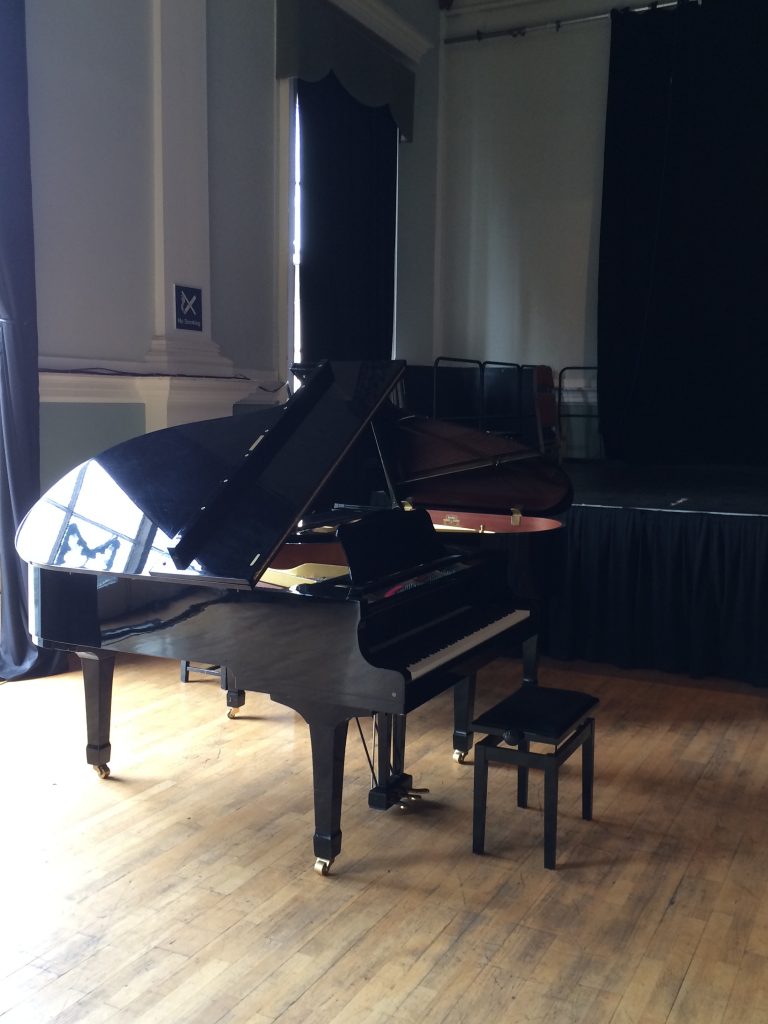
[[398, 786, 430, 809], [314, 857, 333, 876]]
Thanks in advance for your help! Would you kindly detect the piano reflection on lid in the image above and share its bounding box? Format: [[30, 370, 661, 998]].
[[15, 360, 571, 875]]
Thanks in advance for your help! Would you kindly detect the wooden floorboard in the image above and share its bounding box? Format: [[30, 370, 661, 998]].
[[1, 654, 767, 1024]]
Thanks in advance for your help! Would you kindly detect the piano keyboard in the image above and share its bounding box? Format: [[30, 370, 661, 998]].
[[407, 608, 530, 680]]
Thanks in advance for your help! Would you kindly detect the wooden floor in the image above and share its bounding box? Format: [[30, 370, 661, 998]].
[[2, 654, 768, 1024]]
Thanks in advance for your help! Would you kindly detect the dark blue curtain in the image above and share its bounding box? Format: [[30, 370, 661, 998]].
[[297, 72, 398, 363], [0, 1, 65, 679], [598, 0, 768, 464]]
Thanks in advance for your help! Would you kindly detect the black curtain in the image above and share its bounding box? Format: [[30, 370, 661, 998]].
[[0, 2, 64, 679], [598, 0, 768, 464], [297, 72, 398, 363], [547, 505, 768, 686]]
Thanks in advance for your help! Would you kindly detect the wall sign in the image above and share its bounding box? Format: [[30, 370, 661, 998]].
[[175, 284, 202, 331]]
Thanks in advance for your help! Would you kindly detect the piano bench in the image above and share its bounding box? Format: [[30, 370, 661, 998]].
[[180, 660, 227, 687], [471, 685, 599, 869]]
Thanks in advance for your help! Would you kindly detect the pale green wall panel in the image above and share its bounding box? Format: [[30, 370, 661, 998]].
[[40, 403, 146, 492]]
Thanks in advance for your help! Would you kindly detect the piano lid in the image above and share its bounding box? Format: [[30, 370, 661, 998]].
[[16, 360, 406, 585], [302, 404, 573, 520], [388, 416, 573, 516], [290, 360, 571, 518]]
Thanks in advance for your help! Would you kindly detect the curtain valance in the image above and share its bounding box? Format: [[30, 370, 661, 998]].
[[276, 0, 415, 140]]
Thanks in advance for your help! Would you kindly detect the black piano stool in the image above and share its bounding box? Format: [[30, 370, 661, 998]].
[[471, 685, 598, 869], [180, 661, 228, 686]]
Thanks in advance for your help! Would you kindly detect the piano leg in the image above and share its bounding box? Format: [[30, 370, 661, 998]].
[[522, 632, 539, 686], [223, 675, 245, 719], [452, 675, 476, 763], [392, 713, 406, 778], [77, 649, 115, 779], [277, 698, 356, 874], [368, 713, 417, 810]]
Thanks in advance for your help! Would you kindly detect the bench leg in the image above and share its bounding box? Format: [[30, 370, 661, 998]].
[[522, 633, 539, 686], [543, 763, 559, 869], [582, 718, 595, 821], [517, 739, 530, 808], [472, 742, 489, 854]]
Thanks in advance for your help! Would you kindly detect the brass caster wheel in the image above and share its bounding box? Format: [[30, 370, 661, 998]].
[[453, 750, 467, 764], [93, 764, 111, 779], [227, 707, 239, 719], [314, 857, 333, 876]]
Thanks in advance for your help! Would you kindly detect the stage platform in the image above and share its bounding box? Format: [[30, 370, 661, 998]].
[[567, 460, 768, 516], [546, 460, 768, 687]]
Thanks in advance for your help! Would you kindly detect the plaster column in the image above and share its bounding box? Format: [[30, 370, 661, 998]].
[[146, 0, 233, 376]]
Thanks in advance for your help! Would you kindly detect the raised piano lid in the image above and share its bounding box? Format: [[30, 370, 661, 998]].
[[276, 398, 573, 528], [385, 415, 573, 517], [16, 360, 406, 586]]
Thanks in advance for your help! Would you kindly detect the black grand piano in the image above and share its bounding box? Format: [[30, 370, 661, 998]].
[[16, 360, 571, 874]]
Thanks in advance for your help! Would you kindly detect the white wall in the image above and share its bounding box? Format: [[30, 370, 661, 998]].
[[207, 0, 279, 377], [393, 5, 441, 365], [26, 1, 154, 368], [435, 14, 610, 372], [25, 0, 280, 386], [25, 0, 606, 396], [24, 0, 435, 384]]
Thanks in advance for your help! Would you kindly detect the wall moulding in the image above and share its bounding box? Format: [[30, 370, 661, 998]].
[[39, 370, 280, 433]]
